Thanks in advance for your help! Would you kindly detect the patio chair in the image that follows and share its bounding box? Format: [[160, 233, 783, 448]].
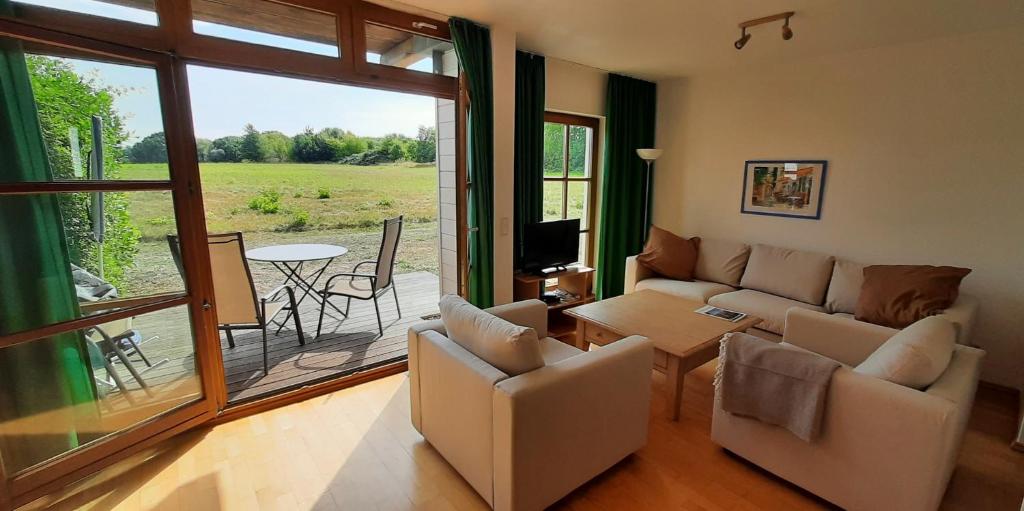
[[317, 216, 403, 338], [168, 233, 305, 374]]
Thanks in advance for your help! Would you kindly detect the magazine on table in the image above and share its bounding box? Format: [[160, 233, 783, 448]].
[[695, 305, 747, 322]]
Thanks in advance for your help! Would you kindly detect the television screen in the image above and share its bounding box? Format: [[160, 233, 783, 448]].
[[522, 219, 581, 273]]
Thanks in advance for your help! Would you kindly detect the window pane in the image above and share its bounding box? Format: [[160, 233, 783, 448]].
[[7, 51, 169, 182], [579, 233, 589, 267], [543, 181, 563, 221], [191, 0, 340, 58], [568, 125, 593, 177], [0, 304, 201, 474], [365, 23, 457, 77], [13, 0, 158, 25], [0, 191, 185, 333], [566, 181, 589, 229], [543, 122, 566, 177]]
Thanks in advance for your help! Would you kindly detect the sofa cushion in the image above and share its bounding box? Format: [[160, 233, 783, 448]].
[[709, 289, 826, 335], [825, 259, 865, 314], [740, 244, 835, 305], [439, 295, 545, 376], [694, 238, 751, 287], [636, 226, 700, 281], [855, 265, 972, 329], [854, 316, 956, 389], [635, 278, 735, 303], [538, 337, 583, 365]]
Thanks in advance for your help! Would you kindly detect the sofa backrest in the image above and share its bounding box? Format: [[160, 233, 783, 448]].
[[825, 259, 866, 314], [740, 244, 835, 305], [694, 238, 751, 287]]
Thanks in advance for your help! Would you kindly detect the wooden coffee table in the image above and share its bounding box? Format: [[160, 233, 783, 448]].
[[564, 290, 761, 420]]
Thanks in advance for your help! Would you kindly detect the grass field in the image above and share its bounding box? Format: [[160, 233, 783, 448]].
[[119, 162, 439, 295]]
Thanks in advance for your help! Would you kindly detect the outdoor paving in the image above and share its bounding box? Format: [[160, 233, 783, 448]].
[[96, 271, 439, 407]]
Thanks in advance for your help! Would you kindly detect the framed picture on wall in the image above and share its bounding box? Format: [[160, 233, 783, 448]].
[[741, 160, 828, 220]]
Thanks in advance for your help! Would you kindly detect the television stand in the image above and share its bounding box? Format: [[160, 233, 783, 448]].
[[513, 266, 596, 344]]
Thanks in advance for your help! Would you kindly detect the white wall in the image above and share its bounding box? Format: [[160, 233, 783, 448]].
[[653, 27, 1024, 388], [491, 25, 516, 304]]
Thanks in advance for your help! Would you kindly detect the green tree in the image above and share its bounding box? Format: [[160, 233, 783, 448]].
[[405, 125, 436, 163], [126, 131, 167, 163], [240, 123, 268, 162], [27, 55, 139, 288], [211, 135, 243, 162], [261, 131, 292, 162], [543, 122, 564, 175], [195, 138, 213, 162]]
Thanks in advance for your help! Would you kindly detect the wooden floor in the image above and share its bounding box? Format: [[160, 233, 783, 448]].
[[51, 360, 1023, 511], [111, 272, 439, 405]]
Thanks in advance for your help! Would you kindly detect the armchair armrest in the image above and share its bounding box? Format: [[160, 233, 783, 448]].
[[783, 308, 897, 367], [624, 255, 655, 294], [491, 336, 653, 511], [485, 299, 548, 338], [352, 260, 378, 273]]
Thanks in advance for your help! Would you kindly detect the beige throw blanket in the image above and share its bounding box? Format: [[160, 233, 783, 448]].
[[714, 332, 841, 442]]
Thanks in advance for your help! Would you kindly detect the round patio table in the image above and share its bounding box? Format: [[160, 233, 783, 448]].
[[246, 244, 349, 328]]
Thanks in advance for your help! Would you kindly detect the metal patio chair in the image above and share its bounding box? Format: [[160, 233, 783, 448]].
[[316, 216, 403, 338], [168, 232, 304, 374]]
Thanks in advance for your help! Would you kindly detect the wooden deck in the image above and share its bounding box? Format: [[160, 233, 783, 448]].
[[102, 271, 439, 407]]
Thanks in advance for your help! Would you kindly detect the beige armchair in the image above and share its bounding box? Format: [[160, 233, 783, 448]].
[[712, 308, 985, 511], [408, 300, 654, 511]]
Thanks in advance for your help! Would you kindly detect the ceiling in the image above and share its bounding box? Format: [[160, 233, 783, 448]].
[[385, 0, 1024, 80]]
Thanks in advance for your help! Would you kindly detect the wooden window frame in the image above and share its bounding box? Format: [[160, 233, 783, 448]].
[[0, 20, 224, 509], [543, 111, 600, 267]]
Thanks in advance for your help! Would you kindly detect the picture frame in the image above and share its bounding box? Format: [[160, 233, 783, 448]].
[[740, 160, 828, 220]]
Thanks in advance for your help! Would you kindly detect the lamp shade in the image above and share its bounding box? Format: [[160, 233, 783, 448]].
[[636, 148, 663, 161]]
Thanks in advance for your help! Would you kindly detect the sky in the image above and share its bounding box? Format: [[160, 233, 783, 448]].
[[24, 0, 438, 143]]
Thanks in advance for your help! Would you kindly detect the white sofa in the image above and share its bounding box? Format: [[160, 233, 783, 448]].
[[407, 300, 654, 511], [624, 238, 979, 344], [713, 308, 985, 511]]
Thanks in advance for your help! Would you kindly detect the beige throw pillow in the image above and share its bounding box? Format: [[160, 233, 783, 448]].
[[854, 316, 955, 389], [824, 259, 866, 314], [438, 295, 544, 376], [739, 244, 836, 305], [694, 238, 751, 287]]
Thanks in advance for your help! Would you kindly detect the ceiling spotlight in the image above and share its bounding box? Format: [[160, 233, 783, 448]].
[[734, 28, 750, 50], [735, 11, 794, 50]]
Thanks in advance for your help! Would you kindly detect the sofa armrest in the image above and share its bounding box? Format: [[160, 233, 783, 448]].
[[783, 308, 898, 367], [491, 336, 654, 511], [935, 293, 979, 345], [486, 299, 548, 338], [407, 319, 446, 433], [624, 255, 656, 294]]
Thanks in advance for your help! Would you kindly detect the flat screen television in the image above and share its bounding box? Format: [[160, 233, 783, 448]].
[[521, 218, 581, 274]]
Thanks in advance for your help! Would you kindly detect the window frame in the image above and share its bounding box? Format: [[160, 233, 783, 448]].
[[542, 111, 600, 267]]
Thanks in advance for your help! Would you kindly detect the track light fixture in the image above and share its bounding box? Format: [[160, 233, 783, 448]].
[[735, 11, 794, 50]]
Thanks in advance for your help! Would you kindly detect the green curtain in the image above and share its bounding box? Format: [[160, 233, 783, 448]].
[[595, 74, 657, 299], [0, 16, 98, 474], [449, 18, 494, 308], [513, 50, 544, 269]]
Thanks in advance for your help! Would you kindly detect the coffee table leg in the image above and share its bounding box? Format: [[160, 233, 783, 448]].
[[574, 318, 589, 350], [666, 355, 685, 421]]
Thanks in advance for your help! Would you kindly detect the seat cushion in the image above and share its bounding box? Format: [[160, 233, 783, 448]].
[[694, 238, 751, 287], [709, 290, 826, 335], [635, 278, 735, 303], [538, 337, 583, 365], [326, 277, 375, 299], [825, 259, 866, 314], [855, 316, 956, 389], [439, 295, 545, 376], [740, 244, 835, 305]]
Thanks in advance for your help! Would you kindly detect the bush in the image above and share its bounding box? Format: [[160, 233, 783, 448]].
[[248, 190, 282, 214], [317, 187, 331, 199], [293, 191, 303, 198], [377, 198, 394, 208], [278, 210, 310, 232]]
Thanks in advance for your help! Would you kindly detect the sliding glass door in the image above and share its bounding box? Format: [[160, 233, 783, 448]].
[[0, 27, 220, 507]]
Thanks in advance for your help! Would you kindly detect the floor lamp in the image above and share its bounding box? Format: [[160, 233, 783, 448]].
[[636, 148, 663, 240]]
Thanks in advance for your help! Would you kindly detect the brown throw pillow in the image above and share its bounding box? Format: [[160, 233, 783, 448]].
[[855, 265, 971, 328], [636, 226, 700, 281]]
